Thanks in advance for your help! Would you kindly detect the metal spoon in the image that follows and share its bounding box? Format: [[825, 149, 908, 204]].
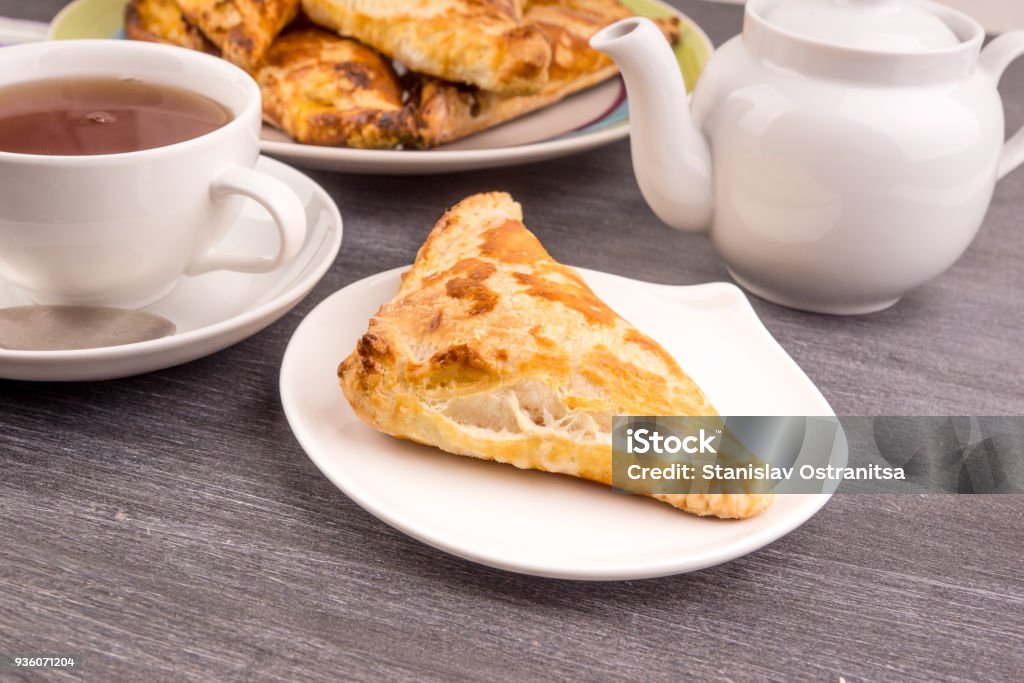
[[0, 305, 176, 351]]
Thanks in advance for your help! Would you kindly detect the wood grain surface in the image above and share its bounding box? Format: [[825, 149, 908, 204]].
[[0, 1, 1022, 681]]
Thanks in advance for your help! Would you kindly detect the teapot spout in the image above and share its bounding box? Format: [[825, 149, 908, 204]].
[[591, 18, 714, 233]]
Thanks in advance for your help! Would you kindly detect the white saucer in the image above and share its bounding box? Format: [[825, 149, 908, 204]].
[[0, 156, 342, 382], [280, 267, 841, 580]]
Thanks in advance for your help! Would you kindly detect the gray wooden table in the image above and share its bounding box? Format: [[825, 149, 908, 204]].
[[1, 1, 1022, 681]]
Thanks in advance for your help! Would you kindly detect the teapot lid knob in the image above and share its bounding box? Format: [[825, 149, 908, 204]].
[[760, 0, 961, 52]]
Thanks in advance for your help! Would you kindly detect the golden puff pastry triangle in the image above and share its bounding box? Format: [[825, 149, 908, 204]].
[[124, 0, 219, 54], [256, 28, 420, 149], [301, 0, 553, 94], [176, 0, 300, 68], [413, 0, 681, 146], [338, 192, 772, 519]]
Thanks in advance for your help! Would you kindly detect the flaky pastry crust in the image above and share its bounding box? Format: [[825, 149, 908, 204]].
[[301, 0, 552, 94], [256, 28, 419, 148], [338, 193, 773, 519], [412, 0, 681, 146], [176, 0, 300, 68], [124, 0, 219, 54]]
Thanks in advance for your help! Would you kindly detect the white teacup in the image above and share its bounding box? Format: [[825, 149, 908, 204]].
[[0, 40, 307, 307]]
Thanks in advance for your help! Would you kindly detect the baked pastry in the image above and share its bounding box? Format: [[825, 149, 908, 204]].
[[122, 5, 419, 149], [413, 0, 681, 146], [124, 0, 683, 149], [255, 4, 675, 150], [301, 0, 552, 94], [124, 0, 218, 54], [338, 192, 772, 519], [257, 28, 419, 148], [176, 0, 300, 68]]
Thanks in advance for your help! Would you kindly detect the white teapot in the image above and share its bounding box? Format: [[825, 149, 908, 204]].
[[592, 0, 1024, 314]]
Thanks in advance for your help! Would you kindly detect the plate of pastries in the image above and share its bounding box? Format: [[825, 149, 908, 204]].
[[49, 0, 712, 172]]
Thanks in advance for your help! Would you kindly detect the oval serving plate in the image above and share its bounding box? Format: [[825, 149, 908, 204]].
[[48, 0, 713, 174], [280, 268, 844, 580]]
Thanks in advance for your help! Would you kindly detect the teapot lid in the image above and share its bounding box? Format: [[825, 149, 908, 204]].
[[762, 0, 961, 52]]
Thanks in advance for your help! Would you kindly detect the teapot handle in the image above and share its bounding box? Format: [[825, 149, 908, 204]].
[[980, 31, 1024, 180]]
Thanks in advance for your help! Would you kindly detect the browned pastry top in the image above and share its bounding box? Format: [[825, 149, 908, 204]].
[[175, 0, 300, 68], [337, 193, 772, 519]]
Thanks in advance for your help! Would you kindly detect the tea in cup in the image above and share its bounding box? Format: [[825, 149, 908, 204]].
[[0, 40, 307, 307]]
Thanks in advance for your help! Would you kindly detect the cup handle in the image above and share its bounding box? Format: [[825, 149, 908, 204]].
[[186, 165, 307, 276], [980, 31, 1024, 180]]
